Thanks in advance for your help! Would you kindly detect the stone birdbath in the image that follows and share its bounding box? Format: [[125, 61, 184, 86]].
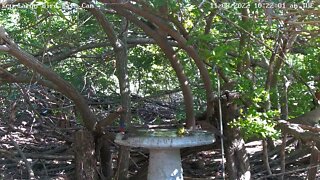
[[115, 129, 215, 180]]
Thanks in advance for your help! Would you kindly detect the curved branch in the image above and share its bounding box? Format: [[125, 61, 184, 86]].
[[0, 27, 97, 132], [0, 67, 58, 89], [84, 2, 132, 136], [109, 4, 196, 127], [107, 1, 214, 122], [276, 120, 320, 148]]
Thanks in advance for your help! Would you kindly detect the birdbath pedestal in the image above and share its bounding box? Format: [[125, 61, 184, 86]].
[[115, 129, 215, 180]]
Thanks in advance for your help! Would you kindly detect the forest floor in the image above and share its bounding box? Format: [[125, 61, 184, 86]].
[[182, 140, 314, 180], [1, 117, 319, 180], [0, 98, 319, 179]]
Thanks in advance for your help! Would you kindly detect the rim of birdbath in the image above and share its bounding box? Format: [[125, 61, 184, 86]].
[[115, 129, 215, 149]]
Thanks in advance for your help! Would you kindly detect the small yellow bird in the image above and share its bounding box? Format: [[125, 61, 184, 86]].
[[176, 124, 186, 136]]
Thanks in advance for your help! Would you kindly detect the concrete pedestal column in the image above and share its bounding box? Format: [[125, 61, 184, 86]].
[[148, 149, 183, 180], [114, 130, 215, 180]]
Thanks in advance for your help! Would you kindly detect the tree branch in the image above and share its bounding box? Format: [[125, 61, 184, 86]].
[[276, 120, 320, 148], [0, 67, 58, 89], [0, 26, 98, 132], [106, 3, 196, 127]]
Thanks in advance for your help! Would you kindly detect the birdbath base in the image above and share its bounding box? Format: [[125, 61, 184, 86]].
[[148, 148, 182, 180], [115, 129, 215, 180]]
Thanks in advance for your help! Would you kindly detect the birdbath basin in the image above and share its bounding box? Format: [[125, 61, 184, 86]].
[[115, 129, 215, 180]]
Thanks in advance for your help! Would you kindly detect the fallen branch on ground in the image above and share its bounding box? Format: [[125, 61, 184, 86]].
[[257, 164, 320, 179]]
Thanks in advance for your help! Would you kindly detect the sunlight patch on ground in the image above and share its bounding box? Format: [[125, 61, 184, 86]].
[[245, 141, 262, 154]]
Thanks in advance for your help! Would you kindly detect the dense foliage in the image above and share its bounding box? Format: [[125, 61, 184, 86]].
[[0, 1, 319, 179], [1, 0, 319, 136]]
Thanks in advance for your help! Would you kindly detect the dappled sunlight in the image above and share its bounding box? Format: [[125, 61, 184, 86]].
[[0, 0, 318, 179]]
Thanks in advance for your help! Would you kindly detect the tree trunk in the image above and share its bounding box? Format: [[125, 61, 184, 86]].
[[115, 17, 131, 180], [223, 100, 251, 179], [280, 75, 289, 180], [262, 139, 272, 176], [99, 136, 114, 179], [87, 6, 132, 179], [74, 129, 97, 180], [307, 146, 320, 180], [115, 147, 130, 180], [280, 134, 287, 180], [225, 130, 251, 180], [108, 3, 198, 128]]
